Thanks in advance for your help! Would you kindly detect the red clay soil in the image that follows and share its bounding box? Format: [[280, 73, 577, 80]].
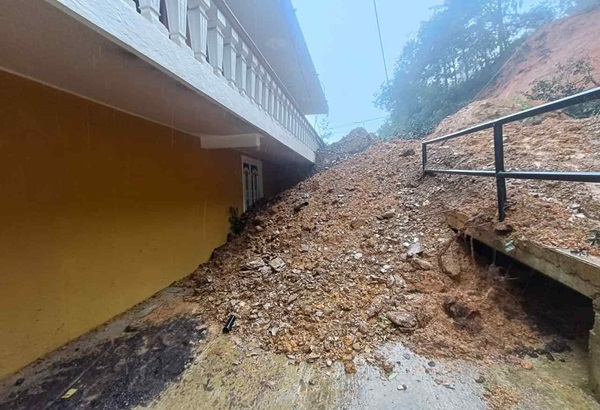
[[481, 8, 600, 100]]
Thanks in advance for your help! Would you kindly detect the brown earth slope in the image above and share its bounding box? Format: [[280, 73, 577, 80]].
[[481, 8, 600, 100]]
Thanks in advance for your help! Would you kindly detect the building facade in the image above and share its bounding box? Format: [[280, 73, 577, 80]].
[[0, 0, 327, 377]]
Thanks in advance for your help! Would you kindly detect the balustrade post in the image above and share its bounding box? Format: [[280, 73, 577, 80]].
[[256, 66, 265, 109], [236, 42, 249, 95], [187, 0, 210, 62], [266, 76, 274, 116], [246, 55, 257, 102], [139, 0, 162, 26], [223, 25, 239, 87], [207, 5, 226, 75], [165, 0, 189, 47]]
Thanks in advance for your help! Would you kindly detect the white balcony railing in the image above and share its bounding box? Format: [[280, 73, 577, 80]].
[[126, 0, 323, 152]]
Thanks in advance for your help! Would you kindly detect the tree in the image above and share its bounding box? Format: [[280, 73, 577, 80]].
[[375, 0, 568, 139]]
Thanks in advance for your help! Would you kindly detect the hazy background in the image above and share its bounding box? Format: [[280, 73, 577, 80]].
[[293, 0, 543, 141]]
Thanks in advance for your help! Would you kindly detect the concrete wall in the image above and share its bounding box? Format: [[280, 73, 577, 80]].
[[0, 71, 244, 377]]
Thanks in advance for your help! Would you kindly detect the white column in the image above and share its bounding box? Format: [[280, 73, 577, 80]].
[[223, 25, 239, 87], [275, 88, 282, 123], [139, 0, 162, 26], [255, 65, 265, 109], [266, 75, 274, 116], [188, 0, 210, 62], [165, 0, 189, 47], [236, 42, 249, 95], [246, 55, 257, 102], [208, 5, 226, 75]]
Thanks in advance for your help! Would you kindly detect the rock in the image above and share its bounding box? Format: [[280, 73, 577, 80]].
[[357, 321, 369, 334], [440, 252, 461, 279], [246, 258, 266, 269], [386, 312, 418, 332], [353, 252, 363, 260], [14, 378, 24, 386], [350, 218, 367, 229], [475, 375, 486, 383], [294, 201, 309, 212], [397, 384, 407, 391], [427, 360, 435, 367], [366, 295, 386, 318], [521, 359, 533, 370], [380, 210, 396, 219], [326, 359, 333, 367], [269, 257, 286, 272], [259, 266, 273, 275], [383, 360, 395, 373], [406, 242, 422, 257], [411, 258, 433, 270]]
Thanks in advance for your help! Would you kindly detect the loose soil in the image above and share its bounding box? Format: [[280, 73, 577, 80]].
[[181, 98, 598, 374]]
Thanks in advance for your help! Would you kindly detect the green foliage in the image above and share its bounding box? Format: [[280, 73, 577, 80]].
[[375, 0, 568, 140], [228, 207, 243, 235], [527, 57, 600, 118]]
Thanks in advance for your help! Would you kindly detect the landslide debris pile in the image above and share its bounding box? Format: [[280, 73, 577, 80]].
[[183, 104, 598, 372], [315, 127, 375, 171]]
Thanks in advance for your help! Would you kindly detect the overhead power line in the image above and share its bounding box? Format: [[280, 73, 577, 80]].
[[372, 0, 389, 82]]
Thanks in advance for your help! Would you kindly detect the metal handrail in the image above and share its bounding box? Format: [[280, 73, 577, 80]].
[[422, 87, 600, 222]]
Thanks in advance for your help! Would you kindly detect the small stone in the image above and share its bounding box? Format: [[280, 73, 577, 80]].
[[14, 378, 24, 386], [269, 257, 286, 271], [403, 353, 410, 360], [411, 258, 433, 271], [269, 327, 279, 337], [407, 242, 422, 257], [383, 360, 395, 373], [326, 359, 333, 367], [428, 360, 435, 367], [381, 210, 396, 219], [386, 312, 418, 331], [354, 252, 363, 260], [475, 375, 486, 383], [575, 213, 586, 219], [259, 266, 273, 275], [397, 384, 407, 391], [246, 258, 266, 269], [521, 359, 533, 370], [350, 218, 367, 229]]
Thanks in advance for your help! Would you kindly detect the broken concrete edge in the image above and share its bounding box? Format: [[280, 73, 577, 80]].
[[445, 210, 600, 299], [446, 209, 600, 399]]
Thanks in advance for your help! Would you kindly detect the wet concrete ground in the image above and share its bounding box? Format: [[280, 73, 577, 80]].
[[145, 330, 599, 410], [1, 286, 598, 410]]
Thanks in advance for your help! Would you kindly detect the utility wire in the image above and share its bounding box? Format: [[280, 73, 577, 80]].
[[372, 0, 389, 82]]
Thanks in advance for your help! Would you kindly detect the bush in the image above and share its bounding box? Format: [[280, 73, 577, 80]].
[[527, 57, 600, 118]]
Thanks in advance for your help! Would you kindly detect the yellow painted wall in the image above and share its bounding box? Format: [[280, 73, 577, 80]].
[[0, 71, 243, 377]]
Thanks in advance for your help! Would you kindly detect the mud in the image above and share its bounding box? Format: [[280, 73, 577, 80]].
[[0, 317, 205, 410]]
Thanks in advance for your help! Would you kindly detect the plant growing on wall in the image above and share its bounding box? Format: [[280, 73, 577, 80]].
[[228, 207, 244, 235]]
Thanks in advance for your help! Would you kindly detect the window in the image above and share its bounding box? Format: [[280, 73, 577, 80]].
[[242, 156, 263, 211]]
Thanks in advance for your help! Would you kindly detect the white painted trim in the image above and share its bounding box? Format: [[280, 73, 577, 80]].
[[241, 155, 263, 212], [48, 0, 316, 163]]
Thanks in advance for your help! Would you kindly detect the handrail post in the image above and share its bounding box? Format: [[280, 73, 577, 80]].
[[421, 144, 427, 174], [493, 124, 507, 222]]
